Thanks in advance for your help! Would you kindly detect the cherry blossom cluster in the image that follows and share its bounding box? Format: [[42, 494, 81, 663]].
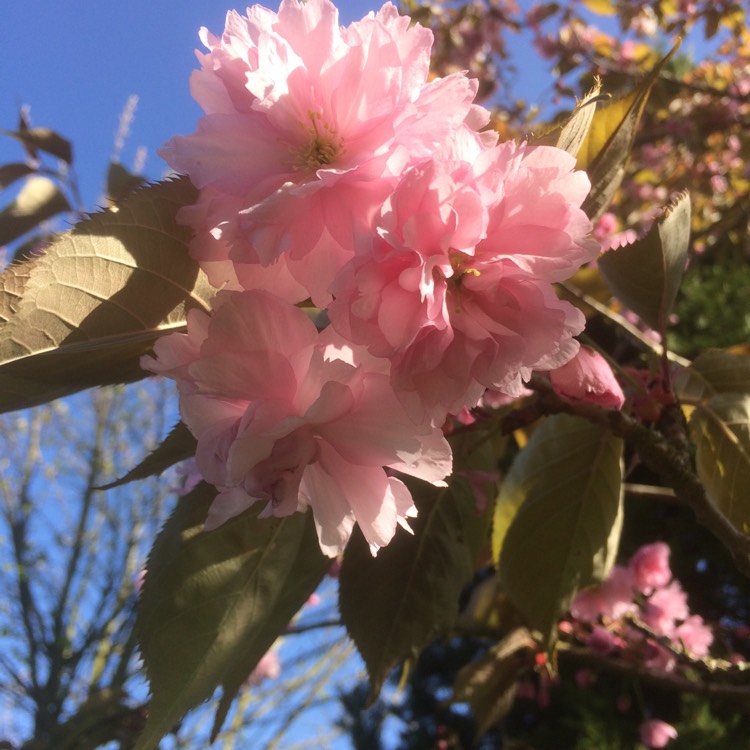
[[555, 542, 715, 747], [144, 0, 603, 556], [570, 541, 714, 669]]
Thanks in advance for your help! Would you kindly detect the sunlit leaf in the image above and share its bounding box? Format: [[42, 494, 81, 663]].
[[135, 483, 329, 750], [339, 478, 491, 701], [498, 415, 623, 645], [0, 177, 214, 414], [598, 191, 691, 334], [0, 259, 35, 324], [582, 0, 616, 14], [450, 628, 532, 736], [691, 393, 750, 534], [674, 350, 750, 403], [2, 125, 73, 164], [0, 162, 35, 190], [0, 176, 71, 246], [532, 81, 606, 158], [10, 232, 55, 264], [579, 42, 681, 221], [99, 421, 196, 490]]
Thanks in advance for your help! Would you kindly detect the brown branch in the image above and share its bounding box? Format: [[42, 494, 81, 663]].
[[557, 645, 750, 708]]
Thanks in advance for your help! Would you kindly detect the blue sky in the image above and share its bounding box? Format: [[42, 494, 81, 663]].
[[0, 1, 717, 217], [0, 1, 380, 210]]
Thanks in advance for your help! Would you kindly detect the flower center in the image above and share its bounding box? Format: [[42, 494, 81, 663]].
[[294, 112, 343, 172], [442, 251, 481, 313]]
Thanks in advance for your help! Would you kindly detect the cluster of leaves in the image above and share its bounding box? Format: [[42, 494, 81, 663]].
[[1, 4, 750, 750]]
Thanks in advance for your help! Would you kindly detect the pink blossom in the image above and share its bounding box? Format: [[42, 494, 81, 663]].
[[642, 640, 676, 672], [329, 138, 597, 418], [571, 566, 636, 623], [175, 458, 204, 497], [642, 581, 689, 637], [134, 569, 147, 596], [161, 0, 480, 302], [640, 719, 677, 748], [142, 290, 452, 557], [587, 625, 623, 655], [246, 650, 281, 686], [549, 346, 625, 409], [675, 614, 713, 657], [629, 542, 672, 593]]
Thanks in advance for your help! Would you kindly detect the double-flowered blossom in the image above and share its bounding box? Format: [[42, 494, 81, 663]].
[[161, 0, 479, 304], [329, 136, 598, 417], [147, 0, 604, 556], [143, 290, 451, 557]]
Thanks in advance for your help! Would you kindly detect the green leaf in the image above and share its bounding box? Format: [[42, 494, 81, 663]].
[[450, 628, 531, 736], [0, 177, 215, 414], [691, 393, 750, 534], [0, 162, 36, 190], [339, 478, 490, 702], [0, 175, 71, 246], [598, 191, 691, 334], [579, 42, 680, 221], [98, 421, 196, 490], [498, 415, 624, 645], [2, 125, 73, 164], [135, 483, 329, 750], [674, 350, 750, 403], [533, 81, 607, 158]]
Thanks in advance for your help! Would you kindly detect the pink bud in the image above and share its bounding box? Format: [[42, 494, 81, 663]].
[[549, 346, 625, 409], [640, 719, 677, 748]]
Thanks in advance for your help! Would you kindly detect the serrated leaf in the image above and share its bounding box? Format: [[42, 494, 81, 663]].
[[598, 191, 690, 334], [2, 125, 73, 164], [10, 232, 55, 264], [498, 415, 623, 645], [0, 176, 71, 245], [99, 421, 196, 490], [0, 177, 214, 414], [450, 627, 531, 736], [691, 393, 750, 533], [135, 483, 329, 750], [0, 259, 36, 323], [107, 161, 148, 203], [0, 162, 35, 190], [532, 81, 606, 158], [674, 350, 750, 403], [579, 42, 680, 221], [339, 479, 490, 702]]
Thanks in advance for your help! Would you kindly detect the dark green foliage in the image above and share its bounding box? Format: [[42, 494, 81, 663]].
[[668, 262, 750, 357]]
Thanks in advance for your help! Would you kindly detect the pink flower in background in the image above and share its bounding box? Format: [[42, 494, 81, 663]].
[[549, 346, 625, 409], [161, 0, 480, 302], [640, 719, 677, 748], [629, 542, 672, 593], [142, 290, 451, 557], [571, 566, 636, 623], [586, 625, 622, 656], [675, 614, 713, 657], [329, 138, 597, 417], [642, 581, 689, 637], [567, 542, 715, 677], [246, 650, 281, 686]]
